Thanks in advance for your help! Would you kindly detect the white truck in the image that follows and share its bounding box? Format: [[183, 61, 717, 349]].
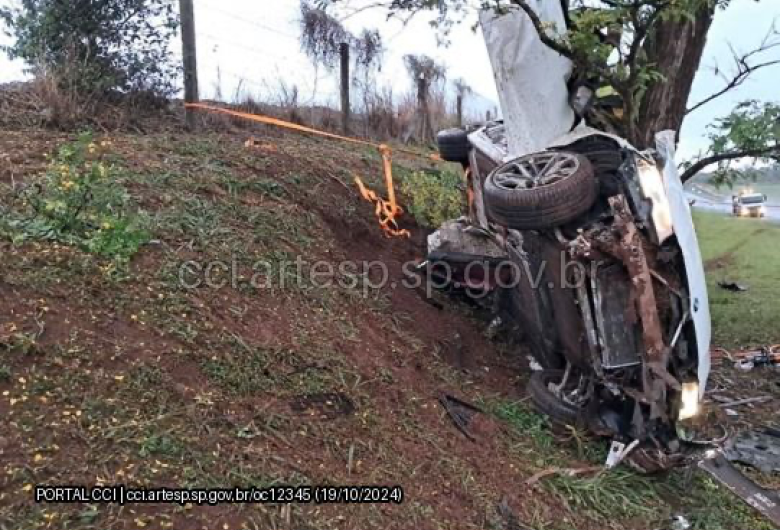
[[732, 191, 768, 217]]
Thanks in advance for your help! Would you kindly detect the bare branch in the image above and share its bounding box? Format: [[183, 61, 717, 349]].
[[686, 22, 780, 115], [680, 145, 780, 183]]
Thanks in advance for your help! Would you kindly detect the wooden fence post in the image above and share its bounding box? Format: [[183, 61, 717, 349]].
[[179, 0, 199, 131], [340, 42, 350, 135]]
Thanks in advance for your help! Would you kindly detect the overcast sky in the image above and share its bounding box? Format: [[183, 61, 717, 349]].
[[1, 0, 778, 160]]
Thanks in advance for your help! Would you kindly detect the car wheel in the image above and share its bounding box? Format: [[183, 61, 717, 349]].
[[555, 136, 623, 175], [527, 369, 583, 426], [483, 151, 596, 230], [437, 128, 470, 164]]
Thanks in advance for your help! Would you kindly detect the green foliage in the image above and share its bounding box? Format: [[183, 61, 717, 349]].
[[0, 0, 179, 96], [400, 168, 464, 228], [546, 469, 664, 521], [567, 6, 619, 67], [0, 133, 151, 260], [703, 101, 780, 186], [491, 399, 555, 449]]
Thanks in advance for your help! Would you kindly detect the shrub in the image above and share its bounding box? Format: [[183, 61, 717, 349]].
[[400, 168, 464, 228], [0, 0, 179, 97], [1, 132, 151, 261]]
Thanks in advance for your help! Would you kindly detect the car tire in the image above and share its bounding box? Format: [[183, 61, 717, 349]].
[[528, 369, 583, 426], [483, 151, 596, 230], [437, 128, 470, 163], [556, 136, 623, 175]]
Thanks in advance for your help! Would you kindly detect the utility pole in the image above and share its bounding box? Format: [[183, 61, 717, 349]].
[[456, 94, 463, 128], [180, 0, 199, 131], [340, 42, 350, 135]]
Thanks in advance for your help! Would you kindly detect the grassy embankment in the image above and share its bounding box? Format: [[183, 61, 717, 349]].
[[694, 210, 780, 348]]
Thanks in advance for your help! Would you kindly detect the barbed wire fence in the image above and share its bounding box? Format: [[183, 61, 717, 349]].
[[193, 0, 347, 132], [190, 0, 486, 140]]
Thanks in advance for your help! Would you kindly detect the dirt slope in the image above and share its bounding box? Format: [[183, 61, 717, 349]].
[[0, 123, 768, 530]]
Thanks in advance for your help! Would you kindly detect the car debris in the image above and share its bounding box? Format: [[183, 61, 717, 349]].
[[605, 439, 641, 469], [724, 429, 780, 474], [736, 350, 780, 371], [439, 394, 484, 442], [670, 514, 692, 530], [711, 345, 780, 370], [699, 450, 780, 527], [716, 395, 772, 409], [717, 280, 749, 292]]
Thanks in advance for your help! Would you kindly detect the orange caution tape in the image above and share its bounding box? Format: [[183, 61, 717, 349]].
[[354, 145, 410, 238], [185, 103, 437, 238]]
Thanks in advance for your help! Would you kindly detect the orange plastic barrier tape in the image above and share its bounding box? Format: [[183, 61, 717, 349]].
[[185, 103, 438, 238]]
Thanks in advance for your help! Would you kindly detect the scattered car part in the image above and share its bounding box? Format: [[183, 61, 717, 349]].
[[670, 515, 692, 530], [718, 280, 749, 292], [483, 151, 596, 229], [439, 394, 484, 442], [699, 451, 780, 527], [711, 345, 780, 368], [437, 128, 471, 164], [717, 396, 772, 409], [605, 439, 640, 469], [724, 430, 780, 474]]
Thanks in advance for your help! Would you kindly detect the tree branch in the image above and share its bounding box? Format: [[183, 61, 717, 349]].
[[687, 60, 780, 115], [680, 145, 780, 183], [506, 0, 574, 59], [687, 22, 780, 115]]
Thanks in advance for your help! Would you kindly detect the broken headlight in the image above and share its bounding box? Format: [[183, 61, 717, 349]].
[[678, 380, 701, 421], [637, 160, 674, 243]]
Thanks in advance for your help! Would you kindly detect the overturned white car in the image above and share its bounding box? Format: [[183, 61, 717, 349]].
[[428, 4, 710, 469]]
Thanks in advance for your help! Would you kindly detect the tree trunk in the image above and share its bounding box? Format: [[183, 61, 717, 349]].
[[634, 4, 716, 149]]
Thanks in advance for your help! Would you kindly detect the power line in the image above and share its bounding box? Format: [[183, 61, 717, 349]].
[[195, 0, 301, 41], [210, 66, 340, 100], [200, 32, 309, 66]]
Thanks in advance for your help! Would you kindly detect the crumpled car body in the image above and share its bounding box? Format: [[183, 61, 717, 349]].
[[427, 4, 711, 456]]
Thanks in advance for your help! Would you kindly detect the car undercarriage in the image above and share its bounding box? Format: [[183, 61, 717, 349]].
[[419, 3, 713, 471], [426, 121, 710, 471]]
